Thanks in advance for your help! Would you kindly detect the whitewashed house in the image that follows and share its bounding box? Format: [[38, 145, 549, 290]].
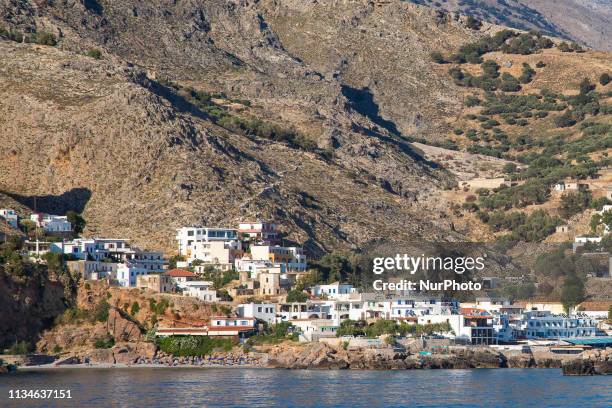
[[249, 245, 307, 272], [164, 269, 198, 289], [30, 213, 72, 233], [116, 264, 150, 287], [238, 220, 279, 243], [312, 282, 357, 299], [0, 209, 18, 229], [175, 227, 238, 257], [237, 303, 277, 324], [190, 240, 242, 270], [182, 281, 217, 302]]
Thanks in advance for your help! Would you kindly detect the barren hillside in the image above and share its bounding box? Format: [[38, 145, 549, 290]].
[[408, 0, 612, 51], [0, 0, 610, 254], [0, 0, 485, 253]]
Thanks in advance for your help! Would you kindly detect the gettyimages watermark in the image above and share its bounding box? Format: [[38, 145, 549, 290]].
[[368, 243, 493, 292]]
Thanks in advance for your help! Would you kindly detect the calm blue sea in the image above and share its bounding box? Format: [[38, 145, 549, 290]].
[[1, 367, 610, 407]]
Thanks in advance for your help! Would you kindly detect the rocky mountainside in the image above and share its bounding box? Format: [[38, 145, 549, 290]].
[[0, 0, 487, 253], [408, 0, 612, 51], [0, 0, 609, 255]]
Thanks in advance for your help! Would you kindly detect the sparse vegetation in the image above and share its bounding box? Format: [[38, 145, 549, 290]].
[[158, 80, 326, 156], [86, 48, 102, 59], [156, 335, 234, 356]]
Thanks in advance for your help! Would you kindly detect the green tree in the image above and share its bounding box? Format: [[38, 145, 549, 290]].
[[503, 163, 517, 174], [560, 272, 585, 314], [559, 191, 591, 219], [167, 254, 186, 269], [92, 300, 111, 322], [336, 319, 365, 337], [600, 73, 611, 86], [19, 219, 37, 236], [286, 289, 307, 303], [4, 251, 25, 277], [481, 60, 501, 78], [130, 301, 140, 316], [66, 211, 86, 234]]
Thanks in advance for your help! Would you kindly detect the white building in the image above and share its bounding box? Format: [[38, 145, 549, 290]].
[[312, 282, 357, 299], [237, 303, 277, 324], [418, 309, 496, 345], [116, 264, 150, 287], [175, 227, 238, 257], [164, 269, 198, 289], [249, 245, 307, 272], [278, 301, 332, 322], [291, 319, 338, 342], [182, 281, 217, 302], [190, 240, 242, 270], [208, 316, 257, 338], [521, 311, 601, 339], [238, 221, 278, 243], [66, 260, 117, 281], [30, 213, 72, 233], [573, 236, 603, 253], [54, 238, 164, 272], [0, 209, 18, 229]]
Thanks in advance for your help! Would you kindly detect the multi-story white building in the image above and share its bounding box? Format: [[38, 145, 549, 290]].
[[521, 311, 601, 339], [116, 264, 150, 287], [278, 301, 332, 322], [238, 221, 279, 243], [237, 303, 277, 324], [418, 309, 496, 345], [190, 240, 242, 270], [249, 245, 307, 272], [175, 227, 238, 257], [30, 213, 72, 233], [66, 260, 118, 281], [0, 209, 18, 229], [54, 238, 164, 272]]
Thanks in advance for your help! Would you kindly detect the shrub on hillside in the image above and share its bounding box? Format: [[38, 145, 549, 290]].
[[86, 48, 102, 59], [519, 63, 536, 84], [466, 16, 482, 30], [430, 51, 446, 64]]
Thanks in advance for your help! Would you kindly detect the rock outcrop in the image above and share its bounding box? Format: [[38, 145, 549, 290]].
[[266, 343, 507, 370], [562, 348, 612, 376]]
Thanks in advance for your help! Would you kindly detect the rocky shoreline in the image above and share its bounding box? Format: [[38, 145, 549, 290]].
[[4, 342, 611, 375]]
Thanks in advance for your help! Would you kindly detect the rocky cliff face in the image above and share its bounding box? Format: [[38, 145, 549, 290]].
[[0, 0, 479, 253], [0, 266, 67, 350], [406, 0, 612, 51]]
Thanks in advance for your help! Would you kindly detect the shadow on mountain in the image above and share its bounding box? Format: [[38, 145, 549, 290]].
[[351, 123, 440, 170], [83, 0, 104, 15], [341, 85, 401, 136], [3, 188, 92, 215]]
